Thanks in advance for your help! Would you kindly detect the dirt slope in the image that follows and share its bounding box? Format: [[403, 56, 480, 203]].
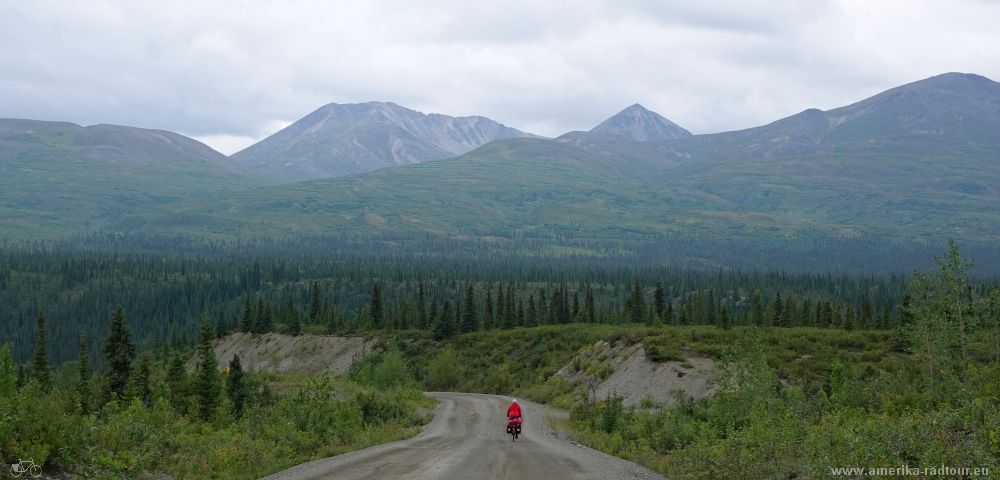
[[555, 341, 717, 407], [198, 332, 375, 375]]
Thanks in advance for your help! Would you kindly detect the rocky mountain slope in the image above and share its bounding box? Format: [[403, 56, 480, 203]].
[[230, 101, 532, 183]]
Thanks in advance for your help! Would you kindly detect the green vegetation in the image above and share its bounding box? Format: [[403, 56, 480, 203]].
[[1, 305, 431, 479], [562, 244, 1000, 479], [2, 237, 997, 478]]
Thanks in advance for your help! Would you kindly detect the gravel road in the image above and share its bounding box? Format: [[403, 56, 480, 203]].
[[262, 392, 666, 480]]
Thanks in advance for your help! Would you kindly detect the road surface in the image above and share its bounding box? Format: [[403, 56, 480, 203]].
[[264, 392, 666, 480]]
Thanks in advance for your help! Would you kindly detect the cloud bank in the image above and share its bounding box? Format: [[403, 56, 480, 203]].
[[2, 0, 999, 154]]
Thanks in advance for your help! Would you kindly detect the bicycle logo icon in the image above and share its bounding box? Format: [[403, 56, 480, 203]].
[[7, 459, 41, 478]]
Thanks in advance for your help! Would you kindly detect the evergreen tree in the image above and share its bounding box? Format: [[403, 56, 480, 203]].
[[526, 294, 538, 327], [706, 290, 718, 325], [516, 299, 525, 328], [720, 304, 732, 330], [104, 307, 135, 400], [370, 282, 384, 329], [32, 311, 50, 391], [77, 339, 90, 414], [654, 282, 666, 319], [1, 343, 16, 395], [585, 285, 596, 323], [167, 351, 186, 384], [771, 292, 784, 327], [226, 354, 247, 419], [692, 290, 705, 324], [308, 282, 322, 323], [134, 352, 153, 407], [628, 279, 645, 324], [504, 287, 516, 328], [216, 309, 229, 338], [483, 286, 495, 329], [432, 300, 456, 340], [428, 295, 439, 331], [253, 298, 273, 333], [240, 296, 254, 332], [751, 291, 765, 326], [194, 316, 221, 421], [417, 282, 428, 329], [287, 295, 302, 335], [461, 285, 478, 333]]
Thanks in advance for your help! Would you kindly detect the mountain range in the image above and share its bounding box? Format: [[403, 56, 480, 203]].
[[1, 72, 998, 244]]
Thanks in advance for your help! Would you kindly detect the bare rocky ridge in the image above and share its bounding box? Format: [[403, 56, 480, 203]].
[[555, 341, 717, 408]]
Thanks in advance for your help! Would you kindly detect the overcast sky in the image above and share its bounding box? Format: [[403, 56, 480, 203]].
[[2, 1, 999, 154]]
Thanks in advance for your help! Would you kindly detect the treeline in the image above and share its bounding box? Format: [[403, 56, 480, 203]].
[[2, 236, 997, 365], [221, 278, 907, 343]]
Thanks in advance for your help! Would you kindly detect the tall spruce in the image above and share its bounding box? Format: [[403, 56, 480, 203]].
[[32, 312, 50, 390], [227, 354, 247, 419], [628, 279, 645, 324], [417, 282, 428, 329], [77, 339, 90, 413], [585, 285, 596, 323], [1, 343, 16, 395], [370, 282, 384, 329], [104, 307, 135, 400], [194, 315, 221, 421], [461, 285, 478, 333], [654, 282, 666, 319], [134, 352, 153, 407]]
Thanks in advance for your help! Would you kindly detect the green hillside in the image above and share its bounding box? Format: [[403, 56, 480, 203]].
[[0, 119, 261, 237]]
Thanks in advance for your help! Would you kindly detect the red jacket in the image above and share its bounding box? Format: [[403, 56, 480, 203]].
[[507, 402, 522, 418]]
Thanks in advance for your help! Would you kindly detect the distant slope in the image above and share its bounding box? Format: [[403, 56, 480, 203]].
[[128, 73, 1000, 243], [0, 119, 260, 237], [230, 102, 533, 183], [7, 72, 1000, 245], [691, 72, 1000, 160]]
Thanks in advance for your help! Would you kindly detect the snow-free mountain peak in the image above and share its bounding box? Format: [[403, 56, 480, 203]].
[[589, 104, 692, 142], [230, 102, 533, 183]]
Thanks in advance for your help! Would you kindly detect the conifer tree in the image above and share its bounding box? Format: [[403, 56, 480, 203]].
[[585, 285, 596, 323], [706, 290, 718, 325], [240, 296, 254, 332], [104, 307, 135, 400], [216, 309, 229, 338], [628, 279, 645, 324], [526, 294, 538, 327], [309, 282, 322, 323], [32, 311, 50, 391], [77, 339, 90, 413], [287, 295, 302, 336], [134, 352, 153, 407], [428, 294, 439, 331], [417, 283, 428, 329], [194, 316, 221, 421], [226, 354, 247, 419], [432, 300, 456, 340], [517, 299, 525, 327], [461, 285, 478, 333], [370, 282, 384, 329], [720, 304, 732, 330], [751, 291, 765, 326], [654, 282, 666, 319], [771, 292, 784, 327], [0, 343, 16, 395]]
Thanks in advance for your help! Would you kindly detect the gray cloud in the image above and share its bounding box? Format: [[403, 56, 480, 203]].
[[2, 0, 999, 154]]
